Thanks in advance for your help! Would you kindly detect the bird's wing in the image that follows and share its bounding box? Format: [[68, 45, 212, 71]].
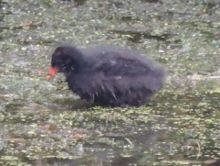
[[93, 55, 152, 77]]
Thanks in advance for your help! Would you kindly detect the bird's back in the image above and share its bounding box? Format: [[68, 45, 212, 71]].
[[67, 45, 165, 106]]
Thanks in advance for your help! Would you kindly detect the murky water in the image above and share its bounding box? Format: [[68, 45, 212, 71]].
[[0, 0, 220, 165]]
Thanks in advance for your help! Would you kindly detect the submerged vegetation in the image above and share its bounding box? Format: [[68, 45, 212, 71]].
[[0, 0, 220, 165]]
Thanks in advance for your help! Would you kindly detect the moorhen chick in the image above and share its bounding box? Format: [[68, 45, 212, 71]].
[[48, 45, 165, 107]]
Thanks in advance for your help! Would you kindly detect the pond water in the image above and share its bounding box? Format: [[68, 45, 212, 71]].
[[0, 0, 220, 165]]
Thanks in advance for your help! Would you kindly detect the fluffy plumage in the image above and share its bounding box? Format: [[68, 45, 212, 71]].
[[49, 45, 165, 107]]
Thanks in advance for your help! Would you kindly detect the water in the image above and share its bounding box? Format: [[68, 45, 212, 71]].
[[0, 0, 220, 165]]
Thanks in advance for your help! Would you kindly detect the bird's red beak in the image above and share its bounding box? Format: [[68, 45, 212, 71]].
[[47, 67, 58, 80]]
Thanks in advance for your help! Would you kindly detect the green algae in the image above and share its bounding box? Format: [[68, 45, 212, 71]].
[[0, 0, 220, 165]]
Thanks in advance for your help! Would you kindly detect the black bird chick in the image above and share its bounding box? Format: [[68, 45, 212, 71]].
[[48, 45, 165, 107]]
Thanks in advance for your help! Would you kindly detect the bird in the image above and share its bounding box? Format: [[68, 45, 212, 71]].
[[48, 45, 165, 107]]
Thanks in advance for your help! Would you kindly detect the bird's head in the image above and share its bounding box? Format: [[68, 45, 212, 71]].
[[48, 45, 83, 79]]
